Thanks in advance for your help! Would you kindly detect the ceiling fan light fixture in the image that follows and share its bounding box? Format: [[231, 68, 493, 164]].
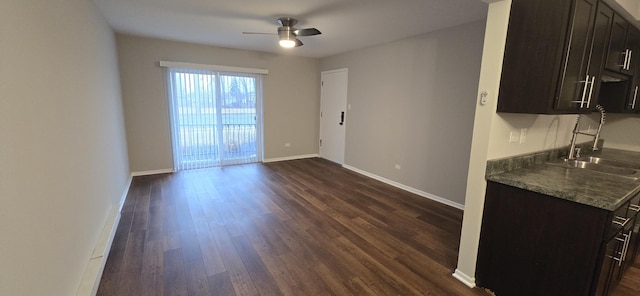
[[278, 28, 296, 48], [244, 17, 319, 49], [279, 38, 296, 48]]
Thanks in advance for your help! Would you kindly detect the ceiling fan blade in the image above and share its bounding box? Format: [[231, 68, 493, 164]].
[[295, 38, 303, 47], [294, 28, 321, 36], [242, 32, 277, 35]]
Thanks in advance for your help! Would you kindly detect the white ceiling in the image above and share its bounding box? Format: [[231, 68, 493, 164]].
[[93, 0, 488, 58]]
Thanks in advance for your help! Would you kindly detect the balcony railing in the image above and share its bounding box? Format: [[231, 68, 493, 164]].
[[177, 123, 257, 167]]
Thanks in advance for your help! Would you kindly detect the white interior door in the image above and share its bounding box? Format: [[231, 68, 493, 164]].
[[320, 69, 348, 164]]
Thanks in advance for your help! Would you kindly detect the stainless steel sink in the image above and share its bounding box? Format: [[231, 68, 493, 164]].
[[578, 156, 640, 170], [548, 158, 640, 179]]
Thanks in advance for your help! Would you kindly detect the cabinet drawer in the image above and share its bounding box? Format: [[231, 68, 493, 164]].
[[629, 194, 640, 216], [609, 201, 630, 238]]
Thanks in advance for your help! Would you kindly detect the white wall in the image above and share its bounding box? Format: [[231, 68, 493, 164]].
[[0, 0, 130, 295], [611, 0, 640, 21], [596, 113, 640, 151], [117, 35, 321, 172], [320, 21, 486, 206], [453, 2, 512, 286], [487, 114, 577, 159]]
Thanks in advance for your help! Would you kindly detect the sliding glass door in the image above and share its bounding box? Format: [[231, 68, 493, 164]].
[[167, 68, 263, 170]]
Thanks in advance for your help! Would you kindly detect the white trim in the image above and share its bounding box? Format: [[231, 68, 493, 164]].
[[263, 154, 319, 163], [342, 164, 465, 210], [76, 175, 133, 296], [452, 269, 477, 288], [159, 61, 268, 75], [131, 168, 175, 177]]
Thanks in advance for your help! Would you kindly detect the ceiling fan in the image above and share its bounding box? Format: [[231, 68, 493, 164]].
[[243, 17, 322, 48]]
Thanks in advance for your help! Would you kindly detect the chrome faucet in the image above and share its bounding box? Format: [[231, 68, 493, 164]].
[[568, 105, 606, 160]]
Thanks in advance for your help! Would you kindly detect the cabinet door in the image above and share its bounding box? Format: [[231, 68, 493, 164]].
[[624, 27, 640, 76], [605, 14, 628, 73], [628, 196, 640, 263], [628, 217, 640, 267], [554, 0, 599, 111], [594, 234, 624, 296], [497, 0, 574, 113], [584, 2, 615, 111], [625, 65, 640, 112], [626, 28, 640, 111]]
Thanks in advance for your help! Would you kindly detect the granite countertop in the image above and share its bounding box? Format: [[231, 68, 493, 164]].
[[486, 148, 640, 211]]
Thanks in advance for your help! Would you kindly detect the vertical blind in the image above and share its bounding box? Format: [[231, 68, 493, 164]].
[[164, 65, 264, 171]]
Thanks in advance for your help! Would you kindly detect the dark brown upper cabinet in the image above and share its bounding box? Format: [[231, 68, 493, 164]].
[[628, 34, 640, 112], [604, 13, 639, 75], [497, 0, 611, 114], [599, 25, 640, 113]]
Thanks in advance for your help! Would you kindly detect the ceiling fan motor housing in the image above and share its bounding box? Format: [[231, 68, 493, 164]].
[[278, 26, 296, 39], [277, 17, 298, 28]]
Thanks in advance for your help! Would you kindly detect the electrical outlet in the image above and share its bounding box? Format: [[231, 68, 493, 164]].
[[285, 143, 291, 147], [394, 164, 401, 170], [519, 128, 527, 144], [509, 131, 519, 143]]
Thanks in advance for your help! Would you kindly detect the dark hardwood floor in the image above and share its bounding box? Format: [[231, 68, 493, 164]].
[[98, 157, 487, 295], [97, 157, 640, 296], [611, 256, 640, 296]]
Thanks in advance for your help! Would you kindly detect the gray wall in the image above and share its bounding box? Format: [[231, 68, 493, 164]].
[[320, 21, 485, 205], [592, 113, 640, 151], [117, 35, 321, 172], [0, 0, 130, 294]]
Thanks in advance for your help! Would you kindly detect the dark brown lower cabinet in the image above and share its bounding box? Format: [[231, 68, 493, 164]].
[[476, 181, 639, 296], [595, 235, 620, 296]]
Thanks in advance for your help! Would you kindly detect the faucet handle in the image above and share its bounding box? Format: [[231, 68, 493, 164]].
[[575, 147, 581, 158]]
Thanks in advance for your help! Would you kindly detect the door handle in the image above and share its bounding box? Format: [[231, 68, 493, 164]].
[[339, 111, 344, 125]]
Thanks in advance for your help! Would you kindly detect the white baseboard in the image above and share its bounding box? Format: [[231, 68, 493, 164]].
[[342, 164, 465, 210], [263, 154, 319, 163], [76, 175, 133, 296], [131, 168, 175, 176], [452, 269, 476, 288]]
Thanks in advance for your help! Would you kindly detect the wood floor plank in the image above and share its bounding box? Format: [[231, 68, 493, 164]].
[[184, 259, 212, 296], [208, 272, 237, 296], [121, 230, 146, 273], [163, 248, 188, 296], [179, 230, 203, 263], [230, 235, 282, 296], [250, 240, 302, 296], [209, 224, 260, 296], [195, 223, 226, 276], [141, 239, 164, 296]]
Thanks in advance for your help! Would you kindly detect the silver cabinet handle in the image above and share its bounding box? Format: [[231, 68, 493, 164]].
[[631, 86, 639, 109], [629, 204, 640, 212], [613, 235, 626, 266], [578, 75, 590, 108], [623, 49, 631, 70], [612, 231, 632, 267], [613, 216, 630, 227], [629, 50, 633, 70], [622, 49, 629, 70], [586, 75, 595, 108], [621, 231, 632, 264]]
